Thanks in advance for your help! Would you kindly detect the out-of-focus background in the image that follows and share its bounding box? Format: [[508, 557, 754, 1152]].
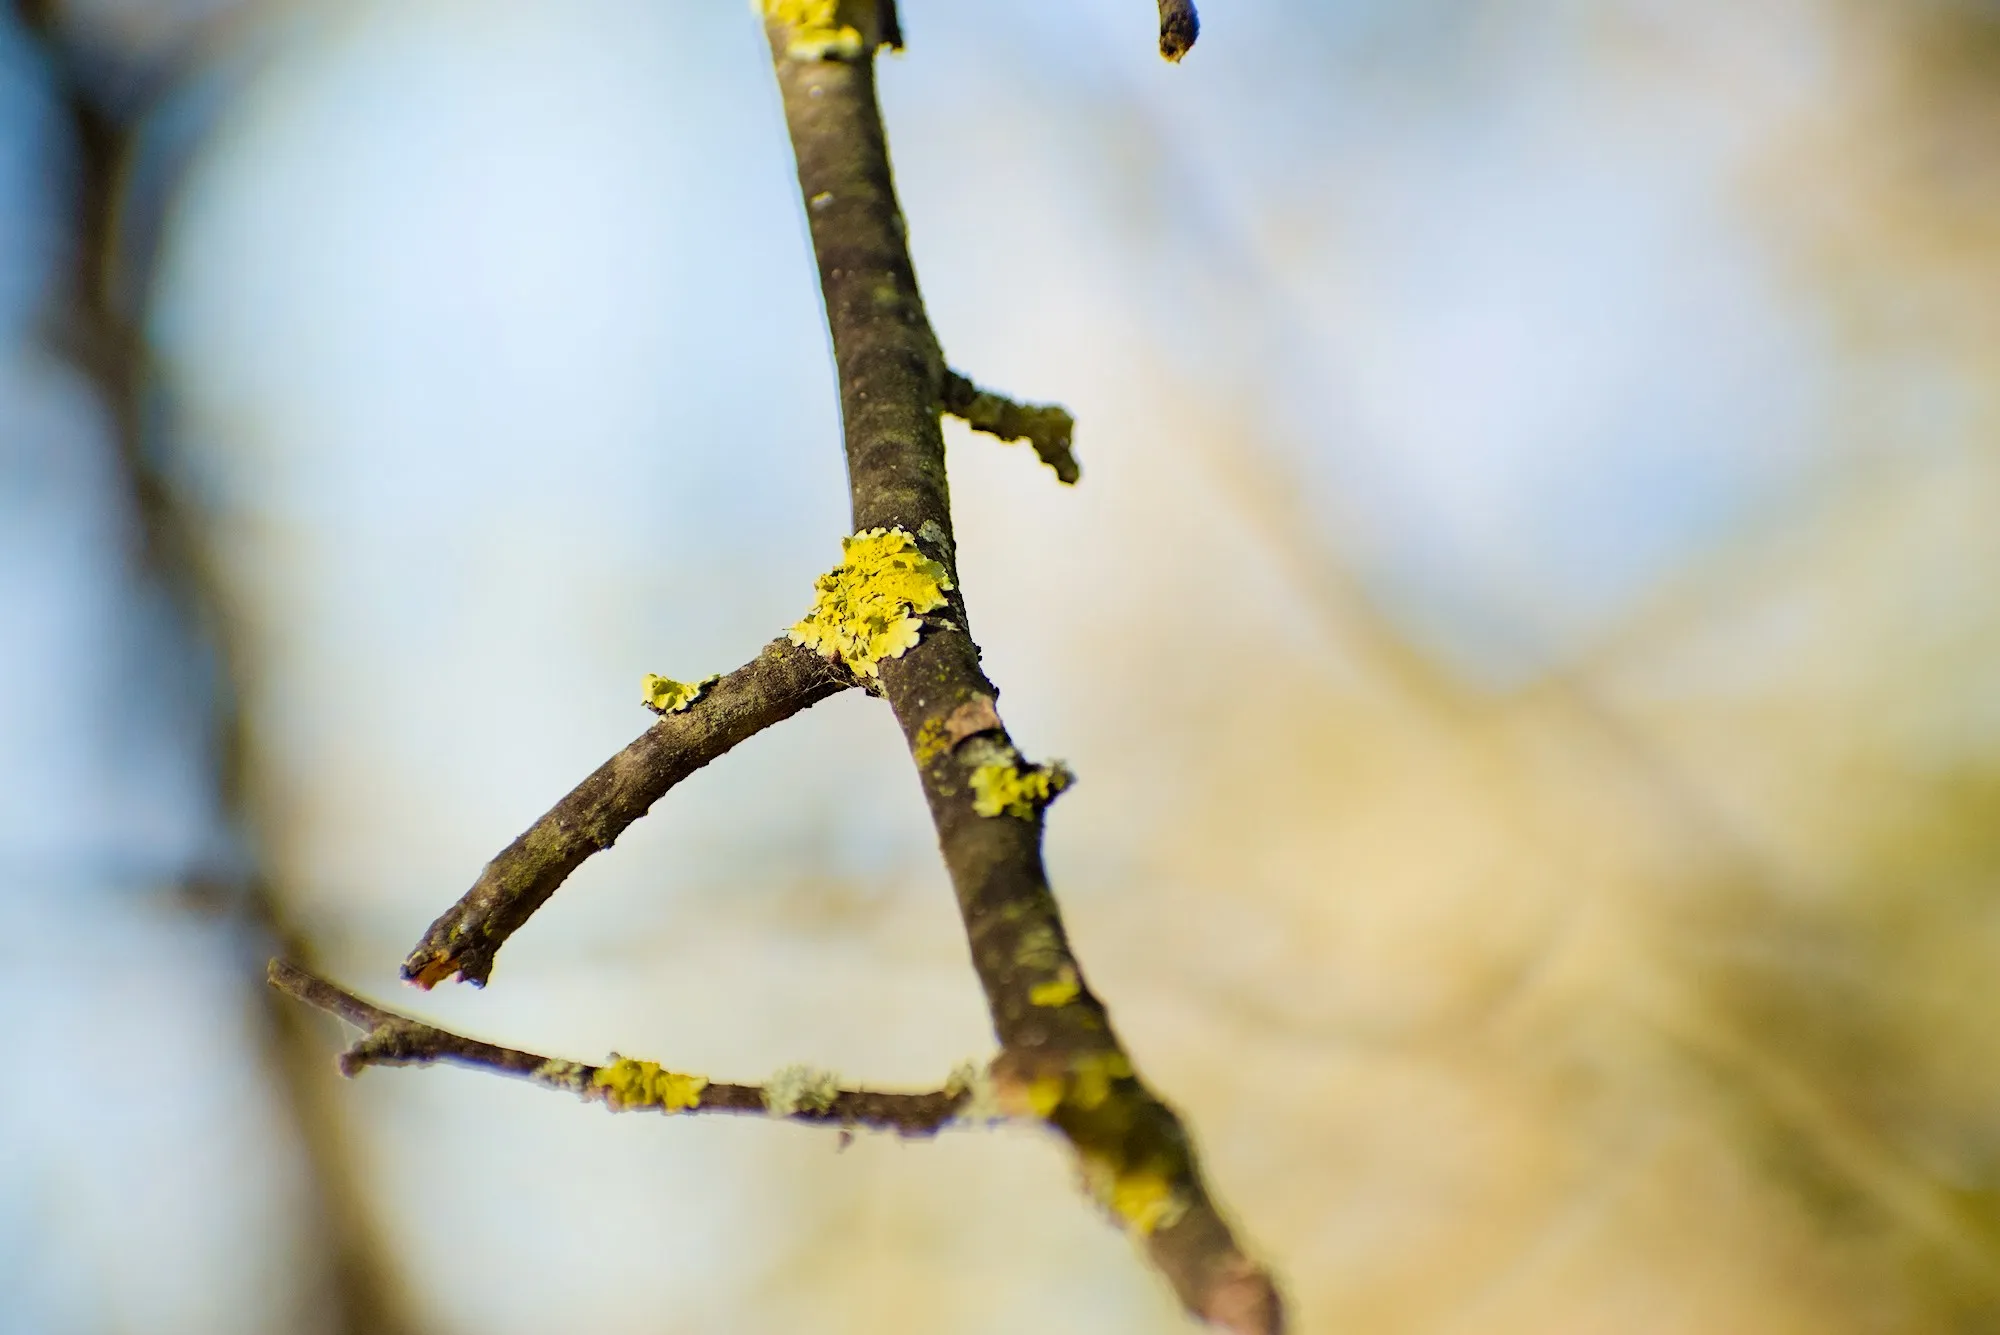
[[4, 0, 1998, 1330]]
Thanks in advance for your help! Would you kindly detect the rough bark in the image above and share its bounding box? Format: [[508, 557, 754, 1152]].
[[764, 10, 1279, 1328], [402, 638, 851, 987]]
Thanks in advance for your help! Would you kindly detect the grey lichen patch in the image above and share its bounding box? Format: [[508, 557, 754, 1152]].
[[913, 694, 1003, 767], [946, 1059, 1007, 1125], [764, 1064, 842, 1116], [531, 1058, 589, 1092]]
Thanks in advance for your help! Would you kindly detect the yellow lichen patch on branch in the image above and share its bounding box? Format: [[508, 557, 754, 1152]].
[[914, 715, 952, 766], [1030, 966, 1081, 1009], [970, 760, 1073, 819], [591, 1058, 708, 1113], [641, 672, 721, 715], [761, 0, 864, 60], [996, 1050, 1133, 1120], [1081, 1154, 1190, 1236], [789, 528, 953, 679]]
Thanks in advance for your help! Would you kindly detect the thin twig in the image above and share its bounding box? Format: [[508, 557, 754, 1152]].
[[942, 369, 1080, 484], [764, 10, 1280, 1330], [1158, 0, 1200, 62], [401, 637, 852, 987], [271, 961, 973, 1135]]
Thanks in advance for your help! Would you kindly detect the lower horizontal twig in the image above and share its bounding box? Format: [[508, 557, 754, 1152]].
[[270, 960, 975, 1136]]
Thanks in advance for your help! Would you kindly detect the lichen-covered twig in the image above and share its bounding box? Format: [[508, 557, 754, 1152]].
[[271, 961, 973, 1135], [1158, 0, 1200, 62], [941, 369, 1080, 485], [401, 637, 851, 988], [764, 6, 1280, 1329]]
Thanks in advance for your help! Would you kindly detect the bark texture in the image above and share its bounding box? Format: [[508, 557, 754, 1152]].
[[765, 13, 1279, 1328]]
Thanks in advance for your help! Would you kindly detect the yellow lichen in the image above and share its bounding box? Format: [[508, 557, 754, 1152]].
[[1024, 1074, 1067, 1119], [1029, 966, 1080, 1009], [1080, 1154, 1189, 1236], [913, 715, 952, 766], [760, 0, 864, 59], [592, 1058, 707, 1112], [641, 672, 720, 714], [1066, 1051, 1132, 1112], [970, 761, 1073, 819], [789, 528, 953, 679]]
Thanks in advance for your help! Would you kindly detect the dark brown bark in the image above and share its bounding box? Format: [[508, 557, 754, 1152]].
[[1159, 0, 1201, 62], [942, 369, 1080, 484], [765, 17, 1280, 1330], [402, 638, 852, 987], [274, 962, 971, 1136]]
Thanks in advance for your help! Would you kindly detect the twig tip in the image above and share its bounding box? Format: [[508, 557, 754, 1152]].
[[1159, 0, 1199, 62]]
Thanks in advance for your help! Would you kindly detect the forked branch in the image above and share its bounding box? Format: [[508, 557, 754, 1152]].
[[281, 4, 1276, 1330], [764, 4, 1278, 1328]]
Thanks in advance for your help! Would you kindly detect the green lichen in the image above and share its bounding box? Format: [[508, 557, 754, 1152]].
[[970, 761, 1073, 819], [641, 672, 720, 715], [592, 1058, 707, 1112], [764, 1063, 842, 1116], [789, 528, 953, 679], [760, 0, 864, 59]]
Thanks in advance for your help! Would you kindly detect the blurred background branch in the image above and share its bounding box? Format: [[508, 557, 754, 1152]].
[[13, 4, 420, 1331]]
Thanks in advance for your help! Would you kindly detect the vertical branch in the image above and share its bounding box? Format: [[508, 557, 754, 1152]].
[[762, 7, 1281, 1328], [22, 15, 423, 1335]]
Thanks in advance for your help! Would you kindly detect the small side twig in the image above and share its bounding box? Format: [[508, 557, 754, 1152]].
[[401, 637, 851, 988], [942, 369, 1079, 485], [1158, 0, 1200, 62], [271, 961, 974, 1136]]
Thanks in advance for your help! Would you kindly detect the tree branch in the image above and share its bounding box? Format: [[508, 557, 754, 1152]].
[[764, 10, 1280, 1329], [401, 638, 852, 988], [942, 369, 1079, 484], [271, 961, 971, 1135], [1158, 0, 1200, 62]]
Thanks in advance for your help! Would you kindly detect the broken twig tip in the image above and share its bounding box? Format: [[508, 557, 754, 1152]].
[[1159, 0, 1199, 62]]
